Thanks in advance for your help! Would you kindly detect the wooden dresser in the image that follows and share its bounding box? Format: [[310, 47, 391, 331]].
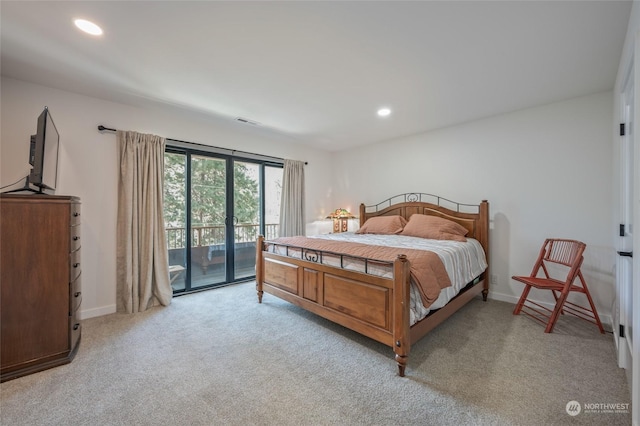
[[0, 194, 82, 382]]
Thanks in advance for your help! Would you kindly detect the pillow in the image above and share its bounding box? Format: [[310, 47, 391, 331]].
[[400, 214, 468, 242], [355, 215, 407, 235]]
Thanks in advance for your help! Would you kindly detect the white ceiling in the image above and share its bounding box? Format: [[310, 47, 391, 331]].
[[0, 1, 632, 151]]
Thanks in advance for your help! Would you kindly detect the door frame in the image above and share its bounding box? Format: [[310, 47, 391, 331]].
[[616, 60, 634, 375], [632, 37, 640, 426], [615, 38, 640, 425], [633, 49, 640, 426]]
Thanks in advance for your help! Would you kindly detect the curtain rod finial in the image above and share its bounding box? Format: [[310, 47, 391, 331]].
[[97, 125, 116, 132]]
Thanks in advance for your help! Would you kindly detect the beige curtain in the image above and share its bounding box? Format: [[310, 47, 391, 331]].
[[116, 130, 172, 313], [279, 159, 305, 237]]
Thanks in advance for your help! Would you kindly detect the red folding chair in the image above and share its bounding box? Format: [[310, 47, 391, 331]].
[[512, 239, 604, 334]]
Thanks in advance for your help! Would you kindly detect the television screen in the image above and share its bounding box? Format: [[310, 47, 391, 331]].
[[29, 107, 59, 192]]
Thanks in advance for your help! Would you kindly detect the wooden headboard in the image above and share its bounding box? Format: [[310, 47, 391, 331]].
[[359, 193, 490, 259]]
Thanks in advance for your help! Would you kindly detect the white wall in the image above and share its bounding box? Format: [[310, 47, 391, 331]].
[[330, 91, 615, 321], [0, 78, 618, 323], [0, 77, 334, 319]]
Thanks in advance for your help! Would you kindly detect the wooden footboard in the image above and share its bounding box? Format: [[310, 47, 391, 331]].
[[256, 235, 413, 375]]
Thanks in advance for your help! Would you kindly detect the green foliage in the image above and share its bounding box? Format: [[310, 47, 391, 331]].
[[164, 152, 282, 249], [164, 153, 261, 228], [191, 155, 228, 227], [164, 152, 186, 227], [233, 162, 259, 224]]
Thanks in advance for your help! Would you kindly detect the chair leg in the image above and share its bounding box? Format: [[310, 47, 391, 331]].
[[513, 284, 531, 315], [551, 290, 565, 315], [578, 272, 605, 334], [545, 291, 570, 333]]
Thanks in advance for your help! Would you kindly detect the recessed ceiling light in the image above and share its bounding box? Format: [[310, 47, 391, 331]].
[[74, 19, 103, 36], [377, 108, 391, 117]]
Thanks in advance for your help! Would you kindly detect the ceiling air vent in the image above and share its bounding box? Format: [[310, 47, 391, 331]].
[[236, 117, 259, 126]]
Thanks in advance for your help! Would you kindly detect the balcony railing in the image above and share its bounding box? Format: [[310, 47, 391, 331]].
[[166, 223, 279, 250]]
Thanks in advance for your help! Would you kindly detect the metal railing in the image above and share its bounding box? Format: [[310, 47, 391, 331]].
[[166, 223, 279, 249]]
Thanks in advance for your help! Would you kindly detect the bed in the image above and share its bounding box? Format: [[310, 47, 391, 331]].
[[255, 193, 489, 376]]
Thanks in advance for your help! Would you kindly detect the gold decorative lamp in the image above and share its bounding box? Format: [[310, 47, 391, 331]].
[[326, 208, 355, 233]]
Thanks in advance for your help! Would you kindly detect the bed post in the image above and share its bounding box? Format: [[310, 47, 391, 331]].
[[359, 203, 366, 227], [479, 200, 490, 302], [393, 254, 411, 376], [256, 235, 264, 303]]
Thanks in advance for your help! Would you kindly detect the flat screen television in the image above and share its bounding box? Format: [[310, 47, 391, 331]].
[[27, 106, 59, 193]]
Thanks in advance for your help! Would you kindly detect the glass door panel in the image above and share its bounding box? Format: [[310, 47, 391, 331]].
[[233, 161, 260, 280], [164, 152, 187, 292], [191, 155, 227, 288], [264, 165, 283, 239]]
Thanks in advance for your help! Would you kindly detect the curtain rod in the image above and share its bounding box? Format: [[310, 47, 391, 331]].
[[97, 125, 307, 165]]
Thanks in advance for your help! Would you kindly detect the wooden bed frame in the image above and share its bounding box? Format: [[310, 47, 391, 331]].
[[255, 193, 489, 376]]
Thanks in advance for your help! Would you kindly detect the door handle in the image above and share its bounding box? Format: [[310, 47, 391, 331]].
[[224, 217, 239, 225], [617, 251, 633, 257]]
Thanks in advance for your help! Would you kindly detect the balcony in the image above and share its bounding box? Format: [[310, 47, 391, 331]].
[[166, 223, 278, 290], [166, 223, 279, 250]]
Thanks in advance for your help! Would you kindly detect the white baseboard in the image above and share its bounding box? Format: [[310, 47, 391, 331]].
[[485, 291, 520, 305], [79, 304, 116, 320], [486, 291, 612, 330]]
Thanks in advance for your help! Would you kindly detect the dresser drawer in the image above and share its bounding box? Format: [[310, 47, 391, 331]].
[[69, 250, 81, 281], [70, 274, 82, 314], [70, 203, 81, 226], [70, 319, 81, 352], [70, 225, 81, 252]]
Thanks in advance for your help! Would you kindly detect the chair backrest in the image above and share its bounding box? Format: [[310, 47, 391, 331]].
[[531, 239, 586, 283], [542, 239, 586, 267]]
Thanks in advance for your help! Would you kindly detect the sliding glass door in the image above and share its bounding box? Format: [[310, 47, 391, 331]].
[[232, 162, 284, 280], [164, 148, 282, 294], [190, 155, 227, 289], [233, 161, 259, 280]]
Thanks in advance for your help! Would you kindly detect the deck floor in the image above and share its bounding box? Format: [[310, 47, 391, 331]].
[[170, 260, 255, 293]]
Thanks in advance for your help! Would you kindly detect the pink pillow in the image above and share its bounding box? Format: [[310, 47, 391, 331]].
[[356, 215, 407, 235], [400, 214, 468, 242]]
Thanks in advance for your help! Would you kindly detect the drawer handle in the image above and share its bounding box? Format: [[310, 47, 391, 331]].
[[73, 323, 80, 330], [73, 212, 80, 217], [73, 236, 80, 241], [73, 263, 80, 268], [74, 291, 81, 297]]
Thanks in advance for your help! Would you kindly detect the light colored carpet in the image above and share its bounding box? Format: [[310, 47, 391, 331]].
[[0, 282, 631, 425]]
